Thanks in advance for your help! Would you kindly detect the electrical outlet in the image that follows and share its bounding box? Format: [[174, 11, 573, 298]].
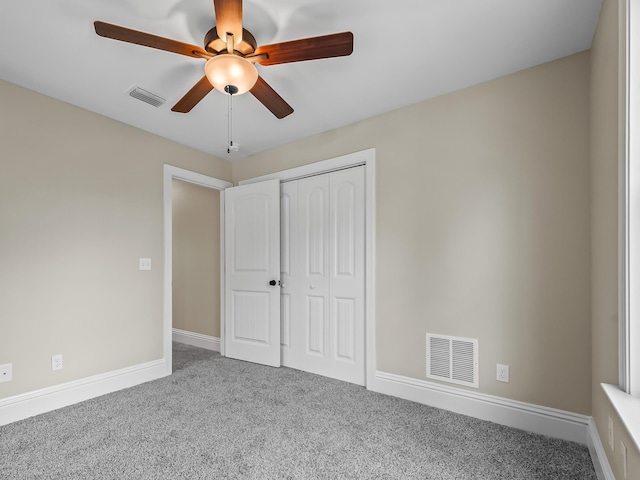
[[620, 441, 628, 479], [608, 417, 615, 450], [496, 364, 509, 382], [0, 363, 12, 383], [139, 258, 151, 271], [51, 354, 63, 371]]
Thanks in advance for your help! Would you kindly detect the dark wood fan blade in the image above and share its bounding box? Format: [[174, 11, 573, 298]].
[[255, 32, 353, 66], [213, 0, 243, 44], [250, 76, 293, 119], [171, 76, 214, 113], [94, 21, 208, 58]]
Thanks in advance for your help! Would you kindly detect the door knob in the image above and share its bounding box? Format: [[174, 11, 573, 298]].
[[269, 280, 277, 286]]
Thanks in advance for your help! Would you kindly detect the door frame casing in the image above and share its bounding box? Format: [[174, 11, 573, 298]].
[[163, 165, 233, 375], [238, 148, 376, 387]]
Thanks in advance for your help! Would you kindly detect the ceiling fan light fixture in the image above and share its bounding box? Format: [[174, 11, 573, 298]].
[[204, 54, 258, 95]]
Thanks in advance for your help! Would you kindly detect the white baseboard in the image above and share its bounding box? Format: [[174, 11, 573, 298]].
[[0, 359, 167, 426], [371, 371, 590, 445], [172, 328, 220, 352], [587, 417, 616, 480]]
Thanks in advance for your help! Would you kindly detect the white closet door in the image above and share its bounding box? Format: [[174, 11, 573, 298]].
[[224, 180, 281, 367], [289, 167, 365, 385], [297, 173, 332, 377], [280, 181, 298, 367], [329, 167, 365, 385]]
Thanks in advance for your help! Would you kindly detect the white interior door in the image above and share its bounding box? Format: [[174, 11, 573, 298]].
[[224, 180, 281, 367]]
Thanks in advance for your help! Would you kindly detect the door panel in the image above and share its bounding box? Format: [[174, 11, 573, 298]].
[[329, 167, 365, 384], [307, 295, 326, 355], [280, 182, 297, 366], [224, 180, 280, 367], [334, 182, 356, 277], [280, 294, 291, 347], [297, 174, 331, 376], [307, 188, 326, 276], [233, 196, 270, 271], [233, 291, 270, 343], [334, 298, 356, 361]]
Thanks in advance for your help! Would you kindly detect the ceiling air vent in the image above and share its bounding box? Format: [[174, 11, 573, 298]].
[[426, 333, 479, 388], [127, 86, 166, 108]]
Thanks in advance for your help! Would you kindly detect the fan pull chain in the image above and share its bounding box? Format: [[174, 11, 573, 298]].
[[227, 92, 233, 155]]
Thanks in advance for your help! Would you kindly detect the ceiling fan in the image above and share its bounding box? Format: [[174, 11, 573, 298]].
[[94, 0, 354, 119]]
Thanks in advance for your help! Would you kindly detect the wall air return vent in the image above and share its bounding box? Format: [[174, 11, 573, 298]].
[[426, 333, 478, 388], [127, 86, 166, 108]]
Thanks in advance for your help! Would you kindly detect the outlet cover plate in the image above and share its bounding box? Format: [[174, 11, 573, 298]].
[[497, 364, 509, 382], [139, 258, 151, 270], [51, 355, 63, 371], [0, 363, 12, 383]]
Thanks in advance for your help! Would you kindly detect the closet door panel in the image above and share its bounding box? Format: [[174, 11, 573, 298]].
[[307, 295, 326, 355], [334, 181, 357, 277], [296, 174, 331, 376], [284, 166, 365, 385], [280, 181, 297, 366], [329, 167, 365, 385], [334, 297, 356, 360]]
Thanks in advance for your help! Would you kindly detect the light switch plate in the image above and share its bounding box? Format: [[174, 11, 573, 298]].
[[0, 363, 12, 383], [139, 258, 151, 271]]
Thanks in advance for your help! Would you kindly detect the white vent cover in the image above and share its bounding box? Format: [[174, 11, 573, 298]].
[[426, 333, 478, 388], [127, 87, 166, 107]]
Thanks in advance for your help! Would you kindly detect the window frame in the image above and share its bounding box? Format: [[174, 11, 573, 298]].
[[622, 0, 640, 397]]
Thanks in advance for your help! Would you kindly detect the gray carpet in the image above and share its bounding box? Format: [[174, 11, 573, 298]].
[[1, 343, 596, 479]]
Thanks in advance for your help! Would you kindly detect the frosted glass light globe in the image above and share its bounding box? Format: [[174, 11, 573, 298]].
[[204, 55, 258, 95]]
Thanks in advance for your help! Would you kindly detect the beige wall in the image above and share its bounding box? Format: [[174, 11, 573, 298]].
[[590, 0, 640, 477], [233, 52, 592, 414], [0, 79, 231, 399], [172, 179, 220, 338]]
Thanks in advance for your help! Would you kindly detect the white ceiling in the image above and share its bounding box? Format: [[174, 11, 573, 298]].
[[0, 0, 601, 160]]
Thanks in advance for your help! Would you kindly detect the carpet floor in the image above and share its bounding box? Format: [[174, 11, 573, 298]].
[[0, 343, 597, 479]]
